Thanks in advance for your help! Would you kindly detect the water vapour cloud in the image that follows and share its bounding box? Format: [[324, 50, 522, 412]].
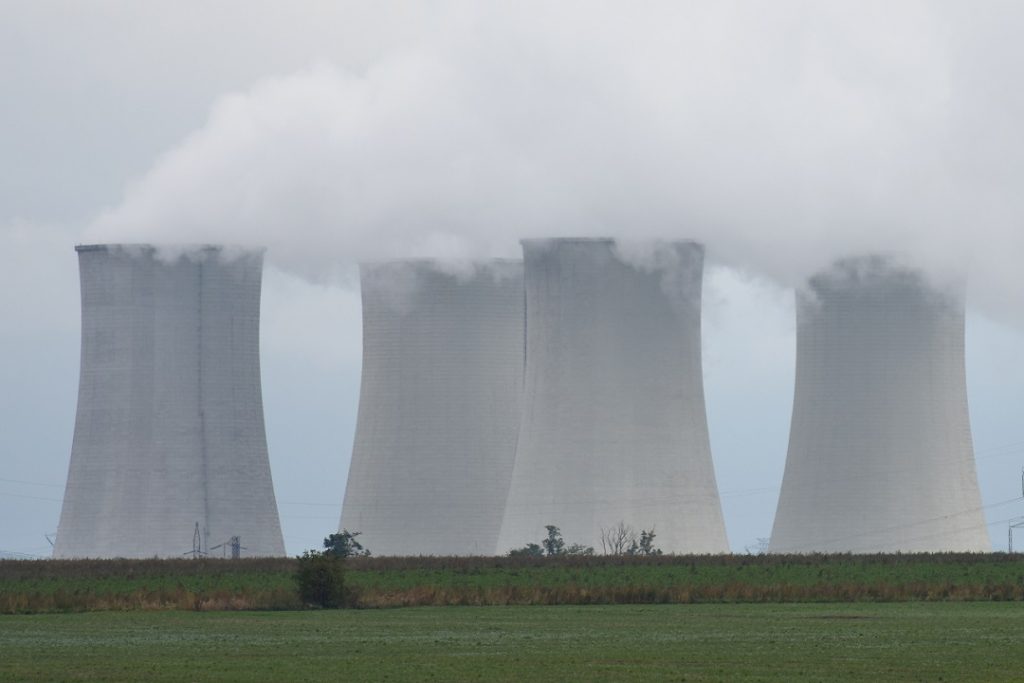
[[86, 2, 1024, 320]]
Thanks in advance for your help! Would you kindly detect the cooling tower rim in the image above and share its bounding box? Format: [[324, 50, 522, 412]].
[[519, 237, 705, 248], [75, 243, 267, 255], [521, 237, 615, 245], [806, 253, 929, 289], [359, 257, 522, 267]]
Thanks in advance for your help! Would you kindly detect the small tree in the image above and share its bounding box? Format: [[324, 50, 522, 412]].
[[294, 550, 347, 608], [600, 522, 637, 555], [542, 525, 566, 556], [638, 528, 663, 557], [600, 522, 661, 556], [634, 528, 662, 556], [324, 530, 371, 558]]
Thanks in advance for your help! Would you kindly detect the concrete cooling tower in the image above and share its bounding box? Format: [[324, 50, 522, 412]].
[[54, 244, 285, 559], [497, 239, 729, 554], [769, 256, 989, 553], [339, 260, 524, 556]]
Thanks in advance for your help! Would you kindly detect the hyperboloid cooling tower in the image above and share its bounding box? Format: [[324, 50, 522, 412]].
[[54, 244, 285, 559], [769, 256, 989, 553], [339, 260, 524, 556], [497, 239, 729, 554]]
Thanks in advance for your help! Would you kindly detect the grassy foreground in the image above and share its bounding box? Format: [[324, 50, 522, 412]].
[[2, 553, 1024, 613], [1, 603, 1022, 682]]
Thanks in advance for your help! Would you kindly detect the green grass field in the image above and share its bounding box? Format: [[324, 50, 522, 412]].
[[1, 603, 1022, 682]]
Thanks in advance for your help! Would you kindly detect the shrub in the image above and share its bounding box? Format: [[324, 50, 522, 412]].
[[564, 543, 595, 556], [508, 543, 545, 557], [294, 551, 347, 608]]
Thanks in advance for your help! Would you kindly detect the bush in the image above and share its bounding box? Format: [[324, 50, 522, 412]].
[[294, 551, 347, 608], [508, 543, 545, 557], [564, 543, 595, 556]]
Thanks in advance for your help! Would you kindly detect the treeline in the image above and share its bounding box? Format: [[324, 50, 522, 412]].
[[2, 553, 1023, 614]]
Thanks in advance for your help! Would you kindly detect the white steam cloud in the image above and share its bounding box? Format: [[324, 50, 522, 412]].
[[86, 2, 1024, 318]]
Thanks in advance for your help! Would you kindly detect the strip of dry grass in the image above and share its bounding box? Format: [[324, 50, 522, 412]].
[[2, 553, 1022, 613]]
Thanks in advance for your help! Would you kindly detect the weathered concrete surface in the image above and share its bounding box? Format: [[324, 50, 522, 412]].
[[340, 261, 524, 556], [54, 244, 285, 559], [497, 239, 729, 554], [769, 257, 989, 553]]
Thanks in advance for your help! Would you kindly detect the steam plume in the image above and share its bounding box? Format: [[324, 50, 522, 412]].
[[85, 2, 1024, 320]]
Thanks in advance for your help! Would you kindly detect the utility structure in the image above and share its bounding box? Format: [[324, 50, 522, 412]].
[[54, 244, 286, 559], [497, 238, 729, 554], [769, 256, 990, 553], [339, 260, 525, 555], [209, 535, 245, 559], [1008, 468, 1024, 553]]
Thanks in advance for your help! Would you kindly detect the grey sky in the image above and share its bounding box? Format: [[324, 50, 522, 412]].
[[2, 1, 1024, 556]]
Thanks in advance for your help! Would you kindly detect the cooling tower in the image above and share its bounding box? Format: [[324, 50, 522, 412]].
[[339, 260, 524, 555], [769, 256, 989, 553], [497, 239, 729, 554], [53, 244, 285, 559]]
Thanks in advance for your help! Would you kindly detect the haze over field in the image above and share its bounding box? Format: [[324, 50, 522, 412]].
[[3, 1, 1024, 557]]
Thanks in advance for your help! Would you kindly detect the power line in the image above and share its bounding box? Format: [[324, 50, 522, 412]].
[[0, 549, 45, 559], [0, 490, 62, 503], [768, 495, 1024, 553], [0, 477, 63, 489], [974, 439, 1024, 456], [277, 500, 340, 507]]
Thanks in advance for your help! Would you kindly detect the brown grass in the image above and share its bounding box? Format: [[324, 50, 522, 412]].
[[348, 579, 1024, 609], [2, 552, 1021, 614]]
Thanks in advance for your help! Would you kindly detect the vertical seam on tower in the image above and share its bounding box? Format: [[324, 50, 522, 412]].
[[198, 258, 211, 553]]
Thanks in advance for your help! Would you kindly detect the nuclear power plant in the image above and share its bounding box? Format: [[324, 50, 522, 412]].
[[49, 240, 998, 559], [53, 244, 285, 559], [769, 256, 990, 553], [496, 239, 730, 555], [339, 260, 525, 555]]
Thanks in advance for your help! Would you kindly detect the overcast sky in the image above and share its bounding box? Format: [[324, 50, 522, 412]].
[[2, 1, 1024, 557]]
